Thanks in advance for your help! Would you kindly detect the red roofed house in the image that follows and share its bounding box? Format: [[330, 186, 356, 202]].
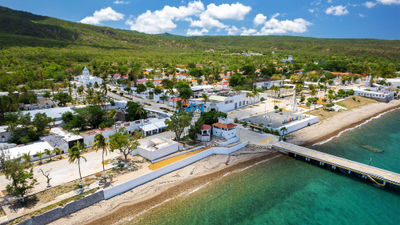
[[197, 124, 212, 142], [212, 118, 237, 140]]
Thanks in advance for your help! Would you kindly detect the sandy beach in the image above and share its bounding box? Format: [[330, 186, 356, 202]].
[[289, 99, 400, 146], [49, 146, 279, 225], [47, 100, 400, 225]]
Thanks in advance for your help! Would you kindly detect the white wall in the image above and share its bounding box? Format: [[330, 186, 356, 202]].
[[103, 142, 248, 199], [213, 127, 237, 140], [137, 142, 179, 161], [278, 115, 318, 135]]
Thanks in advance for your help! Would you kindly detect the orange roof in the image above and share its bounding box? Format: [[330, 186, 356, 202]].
[[213, 122, 237, 129], [202, 124, 212, 130]]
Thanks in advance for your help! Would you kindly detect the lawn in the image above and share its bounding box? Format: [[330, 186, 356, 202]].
[[307, 96, 377, 121]]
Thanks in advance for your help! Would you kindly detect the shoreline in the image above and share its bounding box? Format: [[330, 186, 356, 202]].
[[289, 100, 400, 147], [50, 149, 280, 225]]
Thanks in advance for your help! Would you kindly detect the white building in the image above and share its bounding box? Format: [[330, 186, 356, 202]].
[[212, 118, 237, 140], [0, 125, 11, 143], [73, 67, 103, 88], [136, 137, 179, 161], [197, 124, 211, 142], [189, 91, 267, 113], [353, 87, 394, 103]]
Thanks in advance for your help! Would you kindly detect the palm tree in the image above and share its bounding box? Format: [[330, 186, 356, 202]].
[[52, 148, 63, 159], [252, 89, 259, 104], [201, 93, 209, 112], [280, 126, 288, 137], [68, 142, 87, 186], [246, 92, 254, 104], [107, 109, 117, 130], [270, 85, 280, 108], [22, 152, 31, 163], [101, 82, 108, 95], [93, 133, 108, 183], [135, 106, 146, 119], [44, 148, 53, 161], [37, 152, 44, 164], [160, 94, 169, 104]]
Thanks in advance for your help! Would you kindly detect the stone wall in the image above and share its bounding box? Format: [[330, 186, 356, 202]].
[[17, 190, 104, 225]]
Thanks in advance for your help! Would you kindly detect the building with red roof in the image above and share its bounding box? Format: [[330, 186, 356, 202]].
[[212, 118, 237, 140]]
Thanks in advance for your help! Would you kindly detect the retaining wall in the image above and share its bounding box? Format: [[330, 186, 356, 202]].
[[17, 190, 104, 225], [103, 142, 248, 199]]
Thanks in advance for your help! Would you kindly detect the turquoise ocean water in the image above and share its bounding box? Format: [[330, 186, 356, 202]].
[[129, 109, 400, 225]]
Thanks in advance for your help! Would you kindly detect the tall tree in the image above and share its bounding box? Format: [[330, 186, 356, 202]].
[[93, 133, 108, 182], [3, 158, 36, 203], [109, 128, 141, 164], [68, 142, 87, 186], [165, 112, 192, 142]]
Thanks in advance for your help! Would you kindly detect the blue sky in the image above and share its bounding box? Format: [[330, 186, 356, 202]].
[[1, 0, 399, 39]]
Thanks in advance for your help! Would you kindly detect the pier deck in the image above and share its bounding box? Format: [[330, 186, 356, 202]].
[[272, 142, 400, 186]]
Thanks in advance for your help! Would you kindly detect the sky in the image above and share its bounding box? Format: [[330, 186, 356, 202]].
[[1, 0, 400, 39]]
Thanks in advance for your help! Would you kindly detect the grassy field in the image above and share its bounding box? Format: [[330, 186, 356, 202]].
[[307, 96, 377, 121]]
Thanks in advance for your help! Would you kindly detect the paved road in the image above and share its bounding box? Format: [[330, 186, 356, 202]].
[[0, 150, 120, 194], [0, 131, 176, 195], [107, 85, 175, 113]]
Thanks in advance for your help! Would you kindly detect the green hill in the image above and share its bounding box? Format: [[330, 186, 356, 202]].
[[0, 6, 399, 91]]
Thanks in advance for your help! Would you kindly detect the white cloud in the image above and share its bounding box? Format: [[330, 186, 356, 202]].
[[226, 26, 240, 35], [241, 28, 257, 36], [377, 0, 400, 4], [190, 2, 251, 30], [80, 7, 124, 25], [240, 16, 311, 36], [327, 0, 333, 3], [254, 14, 267, 26], [308, 9, 315, 13], [126, 1, 251, 34], [126, 1, 204, 34], [204, 3, 251, 20], [257, 18, 311, 35], [113, 0, 130, 5], [187, 28, 208, 36], [359, 13, 366, 17], [364, 1, 377, 8], [325, 5, 349, 16]]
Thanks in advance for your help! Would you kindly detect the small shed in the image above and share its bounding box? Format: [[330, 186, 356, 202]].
[[197, 124, 212, 142]]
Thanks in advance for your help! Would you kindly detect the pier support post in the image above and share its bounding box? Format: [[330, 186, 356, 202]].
[[332, 165, 336, 170], [348, 170, 351, 175]]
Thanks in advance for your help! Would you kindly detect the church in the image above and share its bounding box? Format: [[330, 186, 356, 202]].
[[72, 67, 103, 88]]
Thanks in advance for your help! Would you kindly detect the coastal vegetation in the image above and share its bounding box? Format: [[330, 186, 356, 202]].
[[0, 6, 400, 93]]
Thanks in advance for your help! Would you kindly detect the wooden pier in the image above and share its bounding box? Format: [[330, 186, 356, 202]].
[[272, 142, 400, 187]]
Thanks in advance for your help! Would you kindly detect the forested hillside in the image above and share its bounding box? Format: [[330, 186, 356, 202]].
[[0, 6, 399, 91]]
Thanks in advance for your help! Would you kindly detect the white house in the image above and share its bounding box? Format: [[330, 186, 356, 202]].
[[212, 118, 237, 140], [73, 67, 103, 88]]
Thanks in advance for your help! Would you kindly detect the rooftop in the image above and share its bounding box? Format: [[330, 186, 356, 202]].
[[243, 111, 307, 129], [213, 122, 237, 129]]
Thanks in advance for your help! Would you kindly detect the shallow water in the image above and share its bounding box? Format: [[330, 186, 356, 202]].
[[128, 110, 400, 225]]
